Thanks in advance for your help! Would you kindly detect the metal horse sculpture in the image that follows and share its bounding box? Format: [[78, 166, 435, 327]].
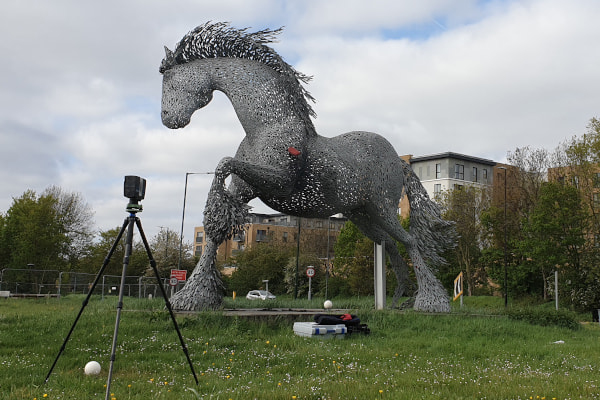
[[160, 22, 455, 312]]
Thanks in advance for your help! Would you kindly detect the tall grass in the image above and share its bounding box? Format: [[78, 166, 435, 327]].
[[1, 295, 599, 399]]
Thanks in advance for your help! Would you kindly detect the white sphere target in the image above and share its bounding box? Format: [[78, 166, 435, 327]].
[[324, 300, 333, 309], [84, 361, 101, 376]]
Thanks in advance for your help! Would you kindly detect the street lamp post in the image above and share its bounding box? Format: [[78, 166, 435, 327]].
[[178, 172, 214, 269], [498, 166, 508, 308]]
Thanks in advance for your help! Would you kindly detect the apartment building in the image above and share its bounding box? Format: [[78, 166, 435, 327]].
[[193, 213, 347, 264], [404, 152, 498, 200]]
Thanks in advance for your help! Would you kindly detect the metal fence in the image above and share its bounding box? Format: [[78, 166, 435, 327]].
[[0, 268, 181, 299]]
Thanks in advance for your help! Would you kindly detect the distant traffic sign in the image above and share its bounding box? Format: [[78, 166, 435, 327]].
[[170, 269, 187, 281], [306, 266, 315, 278]]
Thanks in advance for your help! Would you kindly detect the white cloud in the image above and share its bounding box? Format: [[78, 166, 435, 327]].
[[1, 0, 599, 241]]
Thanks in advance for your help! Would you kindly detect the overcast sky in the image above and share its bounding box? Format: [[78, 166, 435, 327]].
[[1, 0, 599, 242]]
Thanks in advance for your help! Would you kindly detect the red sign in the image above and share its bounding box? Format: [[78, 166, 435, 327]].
[[306, 267, 315, 278], [170, 269, 187, 281]]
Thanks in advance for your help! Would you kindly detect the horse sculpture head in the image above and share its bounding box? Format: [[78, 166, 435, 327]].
[[160, 53, 214, 129], [159, 21, 316, 130]]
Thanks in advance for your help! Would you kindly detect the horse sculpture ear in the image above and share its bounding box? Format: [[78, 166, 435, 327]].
[[160, 46, 175, 73]]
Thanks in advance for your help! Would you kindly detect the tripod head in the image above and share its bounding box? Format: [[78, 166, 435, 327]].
[[124, 175, 146, 213]]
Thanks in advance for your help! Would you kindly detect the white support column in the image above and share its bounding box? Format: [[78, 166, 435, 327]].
[[374, 241, 386, 310]]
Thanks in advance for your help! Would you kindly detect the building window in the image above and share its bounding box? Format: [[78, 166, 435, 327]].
[[434, 183, 442, 194], [316, 220, 323, 228], [453, 184, 464, 190], [473, 167, 478, 182], [256, 229, 268, 242], [454, 164, 464, 180], [194, 245, 202, 256], [483, 168, 488, 183], [436, 163, 441, 179], [196, 231, 204, 243], [572, 176, 579, 189]]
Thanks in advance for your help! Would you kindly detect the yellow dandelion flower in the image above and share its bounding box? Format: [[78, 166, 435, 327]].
[[43, 395, 48, 398]]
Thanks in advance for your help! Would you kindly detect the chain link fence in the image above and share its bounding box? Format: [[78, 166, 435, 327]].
[[0, 268, 182, 298]]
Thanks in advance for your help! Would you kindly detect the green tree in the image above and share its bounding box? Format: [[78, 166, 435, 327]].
[[0, 188, 94, 293], [150, 227, 196, 277], [81, 227, 149, 277], [333, 221, 374, 296], [438, 185, 491, 296], [332, 220, 406, 297], [552, 117, 600, 310], [42, 186, 95, 267], [482, 146, 555, 300], [521, 182, 586, 301], [283, 252, 323, 298], [0, 188, 93, 271], [227, 243, 292, 295]]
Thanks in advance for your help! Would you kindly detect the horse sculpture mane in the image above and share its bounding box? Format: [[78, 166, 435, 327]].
[[160, 21, 316, 132]]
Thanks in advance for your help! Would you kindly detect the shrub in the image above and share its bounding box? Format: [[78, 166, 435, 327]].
[[506, 307, 581, 330]]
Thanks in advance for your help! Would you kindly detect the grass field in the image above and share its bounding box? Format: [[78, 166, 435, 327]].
[[1, 295, 599, 399]]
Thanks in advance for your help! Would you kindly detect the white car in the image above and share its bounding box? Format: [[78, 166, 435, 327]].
[[246, 290, 276, 300]]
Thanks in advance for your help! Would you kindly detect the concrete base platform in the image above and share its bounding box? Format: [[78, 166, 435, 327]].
[[176, 308, 348, 321]]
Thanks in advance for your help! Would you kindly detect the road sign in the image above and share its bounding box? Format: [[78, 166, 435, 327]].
[[453, 272, 463, 301], [170, 269, 187, 281], [169, 277, 179, 287], [306, 266, 315, 278]]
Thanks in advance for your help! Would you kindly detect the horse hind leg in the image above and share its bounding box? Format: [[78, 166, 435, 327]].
[[347, 211, 414, 307], [377, 213, 451, 313]]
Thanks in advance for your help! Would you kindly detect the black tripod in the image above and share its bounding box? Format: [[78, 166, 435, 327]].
[[45, 176, 198, 399]]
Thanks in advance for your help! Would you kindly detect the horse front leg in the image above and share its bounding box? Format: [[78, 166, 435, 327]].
[[169, 237, 223, 311], [215, 156, 297, 195], [170, 169, 252, 311]]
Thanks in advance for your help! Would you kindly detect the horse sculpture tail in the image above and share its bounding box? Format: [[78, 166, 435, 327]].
[[400, 159, 456, 267]]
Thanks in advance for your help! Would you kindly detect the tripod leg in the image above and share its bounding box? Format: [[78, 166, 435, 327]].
[[135, 217, 199, 385], [105, 215, 135, 399], [45, 217, 129, 384]]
